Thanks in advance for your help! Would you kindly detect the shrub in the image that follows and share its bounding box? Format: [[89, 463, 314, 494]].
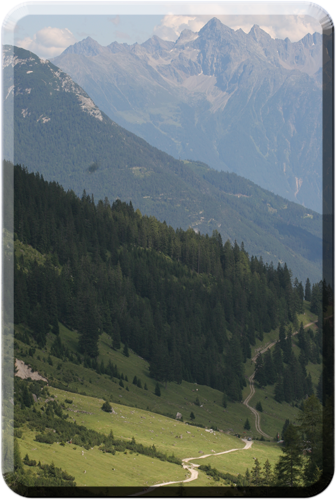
[[101, 401, 112, 413]]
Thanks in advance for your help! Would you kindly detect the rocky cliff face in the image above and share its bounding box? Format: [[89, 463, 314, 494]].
[[51, 18, 323, 212]]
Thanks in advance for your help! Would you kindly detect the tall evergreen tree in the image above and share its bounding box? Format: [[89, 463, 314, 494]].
[[279, 321, 286, 351], [305, 278, 311, 302], [275, 424, 303, 487], [254, 354, 266, 387]]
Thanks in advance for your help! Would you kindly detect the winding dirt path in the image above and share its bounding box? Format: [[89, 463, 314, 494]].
[[130, 439, 253, 496], [243, 319, 319, 438]]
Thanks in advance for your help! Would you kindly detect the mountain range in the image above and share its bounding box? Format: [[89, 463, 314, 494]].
[[2, 44, 322, 283], [52, 18, 325, 213]]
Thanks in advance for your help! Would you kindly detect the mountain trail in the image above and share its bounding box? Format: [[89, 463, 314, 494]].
[[130, 439, 253, 496], [243, 319, 319, 438]]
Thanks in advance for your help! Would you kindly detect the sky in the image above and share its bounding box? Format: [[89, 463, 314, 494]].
[[1, 1, 335, 59]]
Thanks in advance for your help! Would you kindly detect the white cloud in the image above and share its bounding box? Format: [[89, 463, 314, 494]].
[[16, 27, 77, 58], [153, 14, 322, 43]]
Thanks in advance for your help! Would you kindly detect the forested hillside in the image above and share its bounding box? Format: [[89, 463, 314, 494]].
[[3, 45, 322, 283], [11, 163, 309, 401]]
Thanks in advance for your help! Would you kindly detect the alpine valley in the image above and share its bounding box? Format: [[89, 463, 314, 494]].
[[2, 19, 330, 493], [3, 44, 322, 284], [52, 18, 325, 213]]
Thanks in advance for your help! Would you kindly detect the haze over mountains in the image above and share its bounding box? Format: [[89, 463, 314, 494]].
[[2, 45, 322, 284], [52, 18, 324, 213]]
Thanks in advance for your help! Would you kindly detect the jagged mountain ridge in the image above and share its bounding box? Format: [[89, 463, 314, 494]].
[[2, 45, 322, 283], [52, 18, 324, 212]]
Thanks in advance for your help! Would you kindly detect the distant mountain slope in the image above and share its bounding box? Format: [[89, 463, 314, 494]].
[[52, 18, 324, 212], [2, 45, 322, 283]]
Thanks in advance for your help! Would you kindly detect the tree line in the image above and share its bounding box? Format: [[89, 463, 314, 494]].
[[13, 164, 309, 400]]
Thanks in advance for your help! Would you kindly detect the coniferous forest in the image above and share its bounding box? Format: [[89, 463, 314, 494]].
[[12, 164, 310, 402]]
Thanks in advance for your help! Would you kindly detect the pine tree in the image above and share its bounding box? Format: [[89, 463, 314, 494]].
[[296, 395, 322, 486], [272, 341, 283, 376], [279, 322, 286, 351], [244, 418, 251, 430], [275, 424, 303, 486], [254, 354, 266, 387], [264, 349, 276, 385], [251, 458, 262, 485], [262, 459, 273, 485], [155, 382, 161, 397], [112, 322, 121, 350], [283, 327, 292, 363], [274, 376, 285, 403], [305, 278, 311, 301]]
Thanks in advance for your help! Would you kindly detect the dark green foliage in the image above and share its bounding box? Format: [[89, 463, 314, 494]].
[[256, 401, 263, 412], [50, 335, 66, 359], [275, 424, 303, 486], [254, 354, 266, 387], [244, 418, 251, 430], [198, 464, 245, 486], [190, 411, 195, 420], [281, 419, 290, 440], [251, 458, 262, 485], [12, 164, 314, 395], [123, 344, 129, 357], [305, 278, 311, 301], [101, 401, 112, 413], [100, 435, 181, 465], [274, 376, 285, 403], [112, 323, 121, 350], [155, 383, 161, 397]]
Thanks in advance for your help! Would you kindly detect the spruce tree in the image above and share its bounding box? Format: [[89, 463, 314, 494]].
[[112, 323, 121, 350], [256, 401, 263, 412], [155, 382, 161, 397], [251, 458, 262, 485], [263, 459, 273, 485], [275, 424, 302, 487], [305, 278, 311, 301], [274, 376, 285, 403], [254, 354, 266, 387], [244, 418, 251, 430], [264, 349, 276, 385], [279, 322, 286, 351], [272, 342, 283, 376]]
